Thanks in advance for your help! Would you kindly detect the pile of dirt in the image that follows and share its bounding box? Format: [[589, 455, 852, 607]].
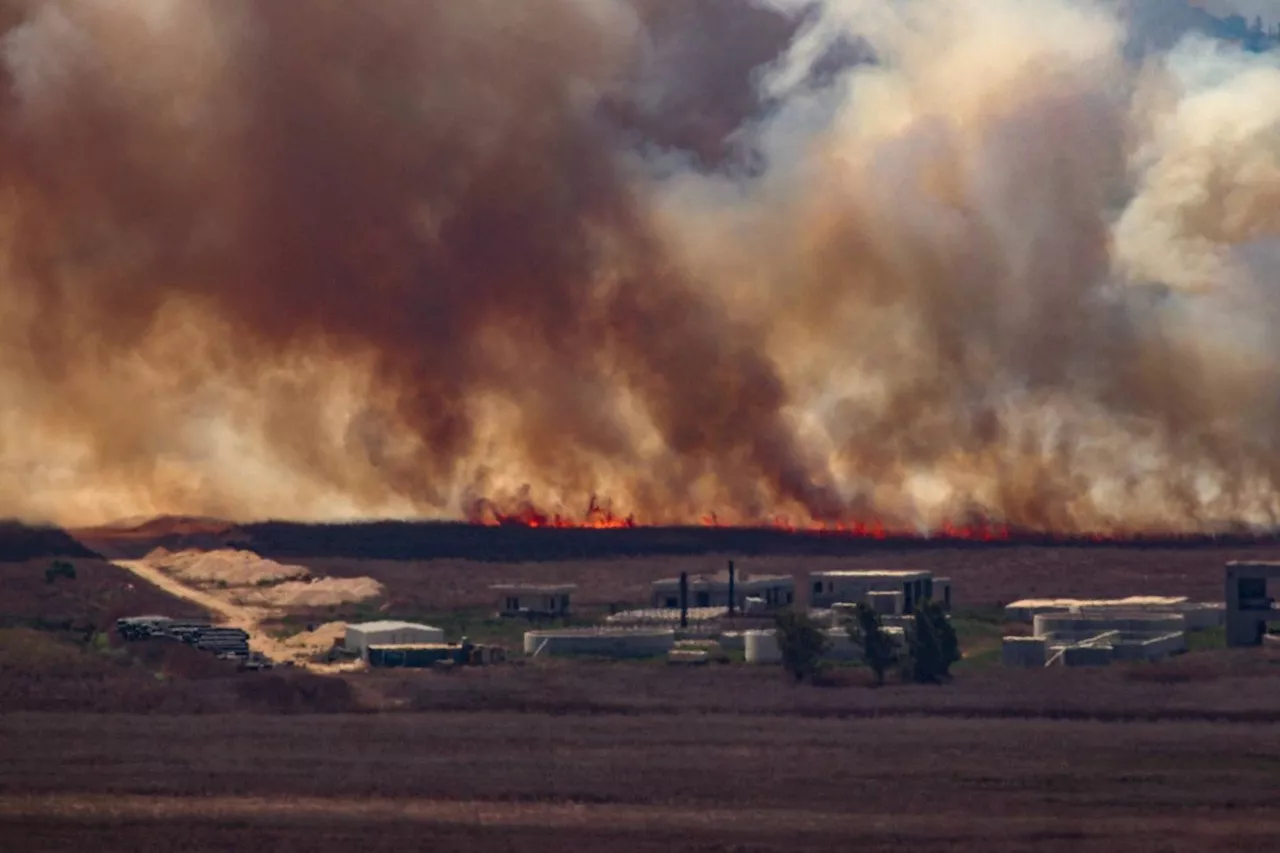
[[145, 548, 311, 587], [141, 548, 383, 612], [0, 521, 100, 561], [236, 577, 384, 609], [280, 621, 348, 653]]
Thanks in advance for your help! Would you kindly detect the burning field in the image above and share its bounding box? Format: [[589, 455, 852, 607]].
[[0, 0, 1278, 538]]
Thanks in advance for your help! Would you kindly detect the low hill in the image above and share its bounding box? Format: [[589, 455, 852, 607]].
[[0, 521, 102, 562]]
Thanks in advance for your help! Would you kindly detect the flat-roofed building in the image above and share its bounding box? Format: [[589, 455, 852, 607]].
[[649, 570, 794, 610], [491, 583, 576, 618], [1226, 561, 1280, 647], [807, 570, 949, 613]]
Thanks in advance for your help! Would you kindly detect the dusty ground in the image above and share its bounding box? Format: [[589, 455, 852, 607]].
[[3, 712, 1279, 852], [112, 558, 362, 671]]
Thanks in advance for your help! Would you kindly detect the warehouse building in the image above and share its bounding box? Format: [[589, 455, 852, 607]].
[[344, 621, 445, 660]]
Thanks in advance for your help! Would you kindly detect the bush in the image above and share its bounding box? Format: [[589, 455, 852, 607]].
[[44, 560, 76, 584], [848, 603, 896, 686], [775, 609, 828, 683]]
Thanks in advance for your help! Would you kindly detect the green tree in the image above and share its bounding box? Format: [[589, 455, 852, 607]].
[[848, 602, 895, 686], [774, 608, 828, 683], [905, 600, 960, 684]]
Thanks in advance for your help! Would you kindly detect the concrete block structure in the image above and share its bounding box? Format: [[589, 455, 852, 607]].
[[1225, 561, 1280, 647], [1004, 611, 1187, 668], [807, 570, 950, 613], [523, 628, 674, 658], [649, 570, 793, 610], [1002, 636, 1048, 668], [492, 583, 576, 618], [344, 621, 445, 660]]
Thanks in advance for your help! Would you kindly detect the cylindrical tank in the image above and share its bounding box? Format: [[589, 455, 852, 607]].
[[744, 630, 781, 664]]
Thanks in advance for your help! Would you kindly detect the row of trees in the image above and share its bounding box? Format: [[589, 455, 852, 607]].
[[774, 599, 959, 686]]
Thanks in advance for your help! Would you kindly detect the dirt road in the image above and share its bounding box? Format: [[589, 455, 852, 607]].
[[112, 559, 355, 672]]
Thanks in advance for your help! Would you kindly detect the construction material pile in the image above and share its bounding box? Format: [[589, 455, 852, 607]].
[[142, 548, 383, 610], [114, 615, 272, 669]]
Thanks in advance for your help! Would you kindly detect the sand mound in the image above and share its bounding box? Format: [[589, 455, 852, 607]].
[[146, 548, 311, 587], [234, 577, 384, 609], [281, 621, 348, 650], [139, 547, 382, 612]]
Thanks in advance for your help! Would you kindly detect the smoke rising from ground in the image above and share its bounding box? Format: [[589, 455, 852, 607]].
[[0, 0, 1278, 533]]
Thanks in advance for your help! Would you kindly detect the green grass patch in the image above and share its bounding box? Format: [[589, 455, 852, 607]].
[[1186, 626, 1226, 652]]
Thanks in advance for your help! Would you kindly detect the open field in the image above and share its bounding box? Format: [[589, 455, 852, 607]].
[[3, 711, 1280, 852], [8, 517, 1280, 850]]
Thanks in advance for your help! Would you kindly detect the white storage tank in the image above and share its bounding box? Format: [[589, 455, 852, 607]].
[[523, 628, 674, 659], [744, 630, 782, 664], [344, 621, 445, 660]]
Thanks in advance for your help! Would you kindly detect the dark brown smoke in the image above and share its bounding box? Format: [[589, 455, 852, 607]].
[[2, 0, 1279, 534], [0, 0, 832, 525]]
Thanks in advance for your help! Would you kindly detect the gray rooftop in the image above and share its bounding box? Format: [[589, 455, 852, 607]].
[[346, 620, 442, 633]]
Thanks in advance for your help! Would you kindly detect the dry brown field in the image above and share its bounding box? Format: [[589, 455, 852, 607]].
[[298, 543, 1276, 612], [8, 520, 1280, 851], [3, 710, 1280, 852]]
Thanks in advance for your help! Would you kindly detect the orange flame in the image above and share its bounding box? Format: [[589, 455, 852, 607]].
[[469, 495, 1012, 540]]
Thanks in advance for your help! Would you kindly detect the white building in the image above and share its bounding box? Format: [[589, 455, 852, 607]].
[[807, 570, 950, 613], [344, 620, 445, 660], [492, 583, 576, 618]]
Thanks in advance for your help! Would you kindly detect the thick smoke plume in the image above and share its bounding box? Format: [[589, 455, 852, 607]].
[[0, 0, 1278, 534]]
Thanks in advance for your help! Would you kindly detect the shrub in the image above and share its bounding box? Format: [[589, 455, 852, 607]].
[[775, 608, 828, 683], [44, 560, 77, 584]]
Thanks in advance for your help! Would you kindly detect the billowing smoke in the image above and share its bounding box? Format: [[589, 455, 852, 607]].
[[0, 0, 1278, 534]]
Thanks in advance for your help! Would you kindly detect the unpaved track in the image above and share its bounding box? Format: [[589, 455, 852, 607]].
[[112, 559, 353, 672]]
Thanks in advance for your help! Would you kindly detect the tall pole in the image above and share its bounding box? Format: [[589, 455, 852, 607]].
[[679, 571, 688, 629], [727, 560, 736, 617]]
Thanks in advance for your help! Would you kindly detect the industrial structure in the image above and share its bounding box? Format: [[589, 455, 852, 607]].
[[115, 615, 266, 668], [1002, 611, 1187, 668], [344, 621, 445, 660], [366, 641, 505, 668], [492, 583, 576, 618], [649, 567, 793, 610], [1004, 596, 1224, 630], [1225, 561, 1280, 647], [523, 627, 675, 658], [742, 626, 907, 665], [807, 570, 950, 613]]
